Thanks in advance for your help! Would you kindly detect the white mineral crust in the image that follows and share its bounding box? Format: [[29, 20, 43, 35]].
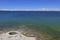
[[0, 31, 36, 40]]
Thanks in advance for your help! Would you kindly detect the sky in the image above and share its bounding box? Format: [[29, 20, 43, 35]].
[[0, 0, 60, 10]]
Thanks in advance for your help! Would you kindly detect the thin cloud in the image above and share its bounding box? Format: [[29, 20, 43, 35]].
[[0, 8, 60, 11]]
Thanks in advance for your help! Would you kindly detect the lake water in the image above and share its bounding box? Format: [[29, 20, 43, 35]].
[[0, 11, 60, 40]]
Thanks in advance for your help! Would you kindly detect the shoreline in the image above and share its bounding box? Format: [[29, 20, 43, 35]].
[[0, 25, 60, 40]]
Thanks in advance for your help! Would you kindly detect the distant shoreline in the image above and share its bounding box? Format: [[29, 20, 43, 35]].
[[0, 10, 60, 11]]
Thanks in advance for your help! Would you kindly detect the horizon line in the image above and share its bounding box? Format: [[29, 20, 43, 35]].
[[0, 8, 60, 11]]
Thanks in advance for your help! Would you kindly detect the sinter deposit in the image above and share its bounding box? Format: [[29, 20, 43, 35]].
[[0, 31, 36, 40]]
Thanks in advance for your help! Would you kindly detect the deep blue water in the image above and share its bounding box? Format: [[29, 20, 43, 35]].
[[0, 11, 60, 32]]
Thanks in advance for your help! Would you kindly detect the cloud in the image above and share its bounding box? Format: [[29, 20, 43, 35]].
[[0, 8, 60, 11]]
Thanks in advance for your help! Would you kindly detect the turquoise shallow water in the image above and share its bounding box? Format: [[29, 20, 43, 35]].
[[0, 11, 60, 31], [0, 11, 60, 40]]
